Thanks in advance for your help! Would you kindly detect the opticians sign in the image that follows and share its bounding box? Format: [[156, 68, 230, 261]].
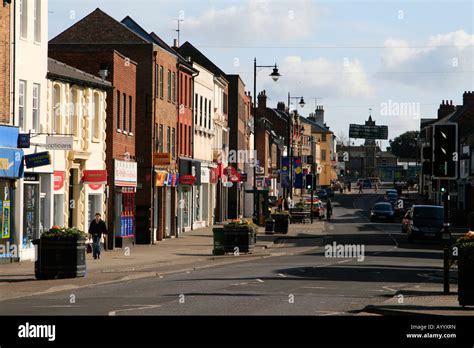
[[45, 136, 73, 150]]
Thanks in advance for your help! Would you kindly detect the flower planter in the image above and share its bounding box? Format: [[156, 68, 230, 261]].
[[458, 259, 474, 306], [33, 239, 86, 280], [272, 214, 289, 234], [223, 228, 255, 253]]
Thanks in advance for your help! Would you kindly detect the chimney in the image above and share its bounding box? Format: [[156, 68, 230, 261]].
[[463, 91, 474, 106], [276, 102, 286, 111], [312, 105, 325, 125], [172, 39, 179, 49], [437, 99, 456, 119], [257, 90, 267, 110]]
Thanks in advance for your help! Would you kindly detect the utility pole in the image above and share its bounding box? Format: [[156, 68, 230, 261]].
[[175, 18, 184, 46]]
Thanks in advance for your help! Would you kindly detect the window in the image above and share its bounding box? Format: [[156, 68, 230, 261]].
[[321, 149, 327, 161], [19, 0, 27, 39], [184, 76, 188, 107], [188, 125, 192, 155], [159, 66, 164, 98], [199, 96, 203, 126], [123, 93, 127, 132], [194, 94, 198, 124], [167, 126, 171, 153], [208, 101, 212, 129], [159, 125, 163, 152], [322, 133, 327, 142], [172, 72, 176, 103], [204, 98, 207, 128], [32, 84, 39, 131], [223, 92, 228, 114], [171, 128, 176, 158], [52, 84, 60, 133], [69, 87, 78, 136], [116, 90, 120, 130], [19, 80, 26, 130], [167, 70, 171, 101], [179, 124, 183, 155], [34, 0, 41, 42], [92, 93, 100, 139], [129, 96, 132, 134], [155, 64, 159, 97]]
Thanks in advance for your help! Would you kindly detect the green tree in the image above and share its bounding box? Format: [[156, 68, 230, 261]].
[[388, 131, 419, 160]]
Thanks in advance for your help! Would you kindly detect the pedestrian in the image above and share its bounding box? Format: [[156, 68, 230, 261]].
[[277, 195, 283, 211], [88, 213, 108, 260], [326, 198, 333, 221], [358, 181, 363, 194], [374, 182, 378, 194]]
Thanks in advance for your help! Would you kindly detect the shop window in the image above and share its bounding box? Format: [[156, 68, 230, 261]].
[[87, 194, 102, 229], [53, 194, 64, 227]]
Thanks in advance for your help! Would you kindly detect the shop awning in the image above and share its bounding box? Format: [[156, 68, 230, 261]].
[[82, 170, 107, 184], [0, 148, 24, 179]]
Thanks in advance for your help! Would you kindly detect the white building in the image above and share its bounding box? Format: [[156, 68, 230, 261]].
[[192, 63, 215, 228], [12, 0, 50, 261]]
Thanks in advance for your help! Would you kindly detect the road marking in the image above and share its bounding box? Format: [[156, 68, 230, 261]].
[[278, 273, 287, 278], [382, 286, 397, 292], [256, 279, 264, 283], [302, 286, 327, 289], [337, 260, 351, 264], [109, 304, 161, 316], [314, 310, 345, 316], [33, 305, 85, 308]]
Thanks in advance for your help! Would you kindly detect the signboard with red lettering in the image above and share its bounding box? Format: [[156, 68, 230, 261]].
[[83, 170, 107, 184], [180, 175, 196, 185], [53, 171, 65, 191]]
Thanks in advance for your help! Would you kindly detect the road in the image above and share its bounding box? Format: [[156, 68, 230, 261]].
[[1, 193, 447, 315]]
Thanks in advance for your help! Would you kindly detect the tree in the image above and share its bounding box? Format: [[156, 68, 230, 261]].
[[388, 131, 420, 160], [336, 131, 348, 146]]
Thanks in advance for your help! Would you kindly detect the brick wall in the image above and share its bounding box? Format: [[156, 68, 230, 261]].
[[0, 3, 10, 124]]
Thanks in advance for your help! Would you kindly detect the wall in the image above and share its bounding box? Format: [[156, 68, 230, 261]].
[[0, 2, 10, 123]]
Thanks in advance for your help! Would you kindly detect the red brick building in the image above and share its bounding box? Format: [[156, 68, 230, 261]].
[[48, 48, 138, 249], [49, 9, 195, 244], [0, 1, 10, 124]]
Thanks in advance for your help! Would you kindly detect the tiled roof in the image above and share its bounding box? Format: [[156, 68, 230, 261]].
[[48, 58, 112, 88]]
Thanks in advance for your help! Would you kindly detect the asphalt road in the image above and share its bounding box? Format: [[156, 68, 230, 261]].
[[1, 193, 447, 315]]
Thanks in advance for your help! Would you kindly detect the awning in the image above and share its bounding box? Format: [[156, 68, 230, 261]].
[[82, 170, 107, 184], [0, 148, 24, 179]]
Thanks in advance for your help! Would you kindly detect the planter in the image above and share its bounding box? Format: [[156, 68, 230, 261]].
[[33, 239, 86, 280], [458, 251, 474, 306], [223, 228, 255, 253], [265, 219, 275, 235], [272, 214, 289, 234], [212, 228, 226, 255]]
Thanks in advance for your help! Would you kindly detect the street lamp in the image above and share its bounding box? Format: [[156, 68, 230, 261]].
[[253, 58, 280, 224], [287, 93, 305, 200]]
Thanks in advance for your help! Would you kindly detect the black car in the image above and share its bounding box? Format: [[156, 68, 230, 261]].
[[370, 202, 395, 222], [324, 187, 335, 197], [316, 189, 328, 199], [386, 192, 398, 206], [406, 205, 444, 242]]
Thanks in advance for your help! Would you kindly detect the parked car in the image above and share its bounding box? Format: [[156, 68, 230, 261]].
[[362, 179, 372, 188], [385, 192, 398, 206], [406, 205, 444, 242], [324, 187, 335, 197], [316, 189, 328, 199], [370, 202, 395, 222]]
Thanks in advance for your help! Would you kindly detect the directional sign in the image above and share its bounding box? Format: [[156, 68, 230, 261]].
[[349, 124, 388, 140]]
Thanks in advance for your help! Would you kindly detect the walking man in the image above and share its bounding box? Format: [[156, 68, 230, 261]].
[[89, 213, 107, 260]]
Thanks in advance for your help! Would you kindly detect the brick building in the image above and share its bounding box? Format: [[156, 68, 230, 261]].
[[0, 1, 10, 124], [49, 9, 193, 244], [48, 49, 138, 249]]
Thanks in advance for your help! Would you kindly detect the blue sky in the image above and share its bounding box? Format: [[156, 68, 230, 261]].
[[49, 0, 474, 149]]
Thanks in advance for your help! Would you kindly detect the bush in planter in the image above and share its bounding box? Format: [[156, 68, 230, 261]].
[[271, 212, 290, 234], [223, 220, 257, 253], [34, 226, 87, 280], [451, 231, 474, 306]]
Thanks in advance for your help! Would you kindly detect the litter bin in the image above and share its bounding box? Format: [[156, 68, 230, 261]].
[[212, 228, 225, 255], [265, 218, 275, 235]]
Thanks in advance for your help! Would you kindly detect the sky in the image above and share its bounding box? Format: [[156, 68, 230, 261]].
[[48, 0, 474, 150]]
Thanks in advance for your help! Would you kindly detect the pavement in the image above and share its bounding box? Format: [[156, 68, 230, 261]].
[[0, 219, 326, 302]]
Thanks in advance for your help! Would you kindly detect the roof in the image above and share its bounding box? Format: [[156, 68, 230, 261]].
[[47, 58, 112, 88], [178, 41, 228, 82], [301, 116, 332, 133]]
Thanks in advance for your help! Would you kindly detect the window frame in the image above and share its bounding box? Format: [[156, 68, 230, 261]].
[[33, 0, 41, 43], [18, 80, 26, 130], [159, 66, 164, 99], [167, 70, 171, 101], [32, 83, 40, 131], [116, 90, 121, 131]]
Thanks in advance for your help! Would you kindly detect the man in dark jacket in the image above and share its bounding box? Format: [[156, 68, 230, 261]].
[[89, 213, 107, 259]]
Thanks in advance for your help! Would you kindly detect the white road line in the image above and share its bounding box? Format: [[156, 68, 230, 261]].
[[278, 273, 287, 278], [256, 279, 264, 283], [382, 286, 397, 292], [109, 304, 161, 316], [337, 260, 351, 264]]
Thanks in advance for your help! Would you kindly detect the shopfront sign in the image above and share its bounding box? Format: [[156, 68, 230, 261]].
[[18, 134, 30, 148], [89, 184, 102, 191], [240, 173, 248, 182], [82, 170, 107, 184], [54, 171, 65, 191], [114, 160, 137, 187], [180, 175, 196, 185], [45, 136, 73, 150], [0, 148, 24, 179], [155, 171, 167, 187], [153, 153, 172, 166], [24, 151, 51, 169], [24, 173, 39, 182]]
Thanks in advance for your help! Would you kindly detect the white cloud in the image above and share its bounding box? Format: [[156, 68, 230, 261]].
[[379, 30, 474, 89], [267, 55, 374, 99], [183, 0, 319, 44]]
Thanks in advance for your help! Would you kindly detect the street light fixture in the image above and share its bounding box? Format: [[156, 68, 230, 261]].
[[253, 58, 281, 224]]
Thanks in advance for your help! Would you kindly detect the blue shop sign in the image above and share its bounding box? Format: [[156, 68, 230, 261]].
[[0, 125, 20, 148], [0, 148, 24, 178], [24, 151, 51, 169]]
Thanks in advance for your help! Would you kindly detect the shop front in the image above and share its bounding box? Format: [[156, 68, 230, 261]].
[[178, 158, 200, 231], [113, 160, 137, 248], [82, 170, 107, 233], [155, 170, 179, 240], [0, 126, 24, 262]]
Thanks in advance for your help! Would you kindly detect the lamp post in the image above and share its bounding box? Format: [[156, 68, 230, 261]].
[[287, 93, 305, 200], [253, 58, 280, 224]]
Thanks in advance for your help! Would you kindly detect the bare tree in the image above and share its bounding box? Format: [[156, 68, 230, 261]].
[[336, 131, 348, 146]]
